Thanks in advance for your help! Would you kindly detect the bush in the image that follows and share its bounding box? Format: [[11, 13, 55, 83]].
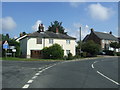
[[116, 52, 120, 56], [82, 40, 101, 57], [42, 44, 64, 59], [103, 50, 114, 56], [67, 53, 73, 60], [81, 52, 87, 58]]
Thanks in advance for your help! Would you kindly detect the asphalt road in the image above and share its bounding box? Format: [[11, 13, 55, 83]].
[[2, 57, 119, 88]]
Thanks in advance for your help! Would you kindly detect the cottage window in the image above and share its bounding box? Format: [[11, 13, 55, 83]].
[[66, 40, 70, 44], [66, 50, 70, 55], [37, 38, 42, 44], [49, 39, 54, 44]]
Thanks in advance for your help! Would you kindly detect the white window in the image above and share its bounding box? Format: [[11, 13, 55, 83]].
[[66, 50, 70, 55], [102, 40, 104, 43], [66, 40, 70, 44], [49, 39, 54, 44], [37, 38, 42, 44]]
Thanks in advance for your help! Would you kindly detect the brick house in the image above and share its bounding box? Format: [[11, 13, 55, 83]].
[[83, 29, 118, 51]]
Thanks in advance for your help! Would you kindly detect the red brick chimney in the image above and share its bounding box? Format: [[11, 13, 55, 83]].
[[56, 27, 59, 34]]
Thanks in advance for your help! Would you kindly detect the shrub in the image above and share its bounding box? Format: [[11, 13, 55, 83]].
[[67, 53, 73, 60], [42, 44, 64, 59], [103, 50, 114, 56], [116, 52, 120, 56], [81, 52, 87, 58], [82, 40, 101, 57]]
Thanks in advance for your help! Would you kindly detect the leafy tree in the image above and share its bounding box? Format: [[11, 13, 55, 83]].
[[76, 41, 82, 55], [110, 42, 120, 52], [42, 44, 64, 59], [82, 40, 101, 56], [47, 21, 67, 34]]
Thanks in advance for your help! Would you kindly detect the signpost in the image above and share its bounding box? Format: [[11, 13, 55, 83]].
[[3, 41, 9, 57]]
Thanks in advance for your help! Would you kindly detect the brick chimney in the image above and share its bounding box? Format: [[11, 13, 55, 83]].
[[56, 27, 59, 34], [109, 31, 112, 34], [41, 24, 44, 32], [38, 24, 44, 33]]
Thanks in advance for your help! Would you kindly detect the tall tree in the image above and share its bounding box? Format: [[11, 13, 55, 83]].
[[47, 21, 67, 34]]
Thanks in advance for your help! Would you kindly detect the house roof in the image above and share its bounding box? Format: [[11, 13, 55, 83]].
[[93, 31, 118, 41], [82, 34, 89, 42], [20, 31, 76, 40]]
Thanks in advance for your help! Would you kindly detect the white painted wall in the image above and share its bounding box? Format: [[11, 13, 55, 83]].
[[20, 37, 76, 58]]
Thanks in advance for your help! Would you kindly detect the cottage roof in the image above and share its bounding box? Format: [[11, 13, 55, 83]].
[[21, 31, 76, 40], [93, 31, 118, 41]]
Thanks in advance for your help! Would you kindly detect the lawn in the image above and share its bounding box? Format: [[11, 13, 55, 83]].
[[1, 57, 64, 61]]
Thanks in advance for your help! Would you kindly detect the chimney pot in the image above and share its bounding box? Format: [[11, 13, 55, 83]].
[[56, 27, 59, 34], [90, 28, 94, 32], [109, 31, 112, 34]]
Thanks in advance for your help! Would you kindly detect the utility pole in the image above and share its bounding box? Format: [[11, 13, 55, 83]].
[[80, 27, 81, 57]]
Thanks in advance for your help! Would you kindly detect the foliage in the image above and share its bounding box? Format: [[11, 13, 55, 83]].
[[116, 52, 120, 56], [47, 21, 67, 34], [67, 53, 73, 60], [76, 41, 82, 55], [42, 44, 64, 59], [103, 50, 115, 56], [81, 52, 87, 58], [82, 40, 101, 56], [110, 42, 120, 52]]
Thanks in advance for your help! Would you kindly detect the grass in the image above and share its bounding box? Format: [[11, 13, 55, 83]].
[[1, 57, 65, 61]]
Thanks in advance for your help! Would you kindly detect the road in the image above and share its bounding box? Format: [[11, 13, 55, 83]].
[[2, 57, 119, 88]]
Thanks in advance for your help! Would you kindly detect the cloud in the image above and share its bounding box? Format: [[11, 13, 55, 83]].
[[0, 16, 17, 31], [88, 3, 114, 21], [70, 2, 81, 8], [32, 20, 47, 31], [32, 20, 42, 31]]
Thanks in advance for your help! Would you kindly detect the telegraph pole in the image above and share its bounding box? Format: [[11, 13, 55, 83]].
[[80, 27, 81, 57]]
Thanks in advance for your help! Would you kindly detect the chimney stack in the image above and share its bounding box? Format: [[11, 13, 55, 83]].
[[109, 31, 112, 34], [56, 27, 59, 34], [38, 24, 44, 33]]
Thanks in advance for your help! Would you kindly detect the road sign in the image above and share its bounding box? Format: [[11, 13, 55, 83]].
[[3, 41, 9, 50], [9, 46, 15, 49], [12, 49, 16, 52]]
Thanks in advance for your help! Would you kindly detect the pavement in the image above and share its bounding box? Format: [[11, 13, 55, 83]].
[[2, 56, 119, 88]]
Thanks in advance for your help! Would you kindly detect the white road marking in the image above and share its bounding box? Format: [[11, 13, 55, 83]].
[[91, 64, 94, 68], [22, 63, 58, 88], [27, 80, 33, 83], [35, 73, 40, 76], [97, 71, 120, 85], [22, 84, 30, 88], [32, 76, 37, 79], [39, 67, 42, 70]]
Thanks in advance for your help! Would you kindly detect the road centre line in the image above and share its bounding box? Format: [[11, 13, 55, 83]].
[[97, 71, 120, 85], [92, 60, 119, 86], [22, 62, 59, 88], [22, 84, 30, 88]]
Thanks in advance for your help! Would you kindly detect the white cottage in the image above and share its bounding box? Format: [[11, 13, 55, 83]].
[[19, 25, 76, 58]]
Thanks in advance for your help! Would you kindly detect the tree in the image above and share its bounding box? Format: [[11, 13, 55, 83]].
[[47, 21, 67, 34], [42, 44, 64, 59], [82, 40, 101, 56], [110, 42, 120, 52]]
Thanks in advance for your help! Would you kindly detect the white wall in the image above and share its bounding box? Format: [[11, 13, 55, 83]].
[[24, 37, 76, 58]]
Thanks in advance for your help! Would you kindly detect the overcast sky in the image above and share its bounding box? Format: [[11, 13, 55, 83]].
[[1, 2, 118, 40]]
